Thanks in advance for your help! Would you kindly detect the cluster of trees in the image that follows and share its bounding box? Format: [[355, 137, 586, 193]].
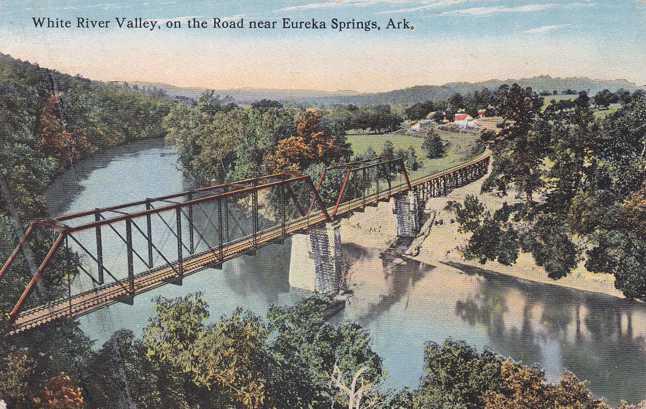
[[404, 101, 435, 121], [593, 88, 645, 108], [400, 339, 615, 409], [449, 84, 646, 301], [164, 92, 295, 181], [404, 87, 646, 125], [446, 89, 496, 119], [403, 90, 497, 123], [324, 104, 404, 134], [164, 96, 352, 184], [3, 294, 633, 409], [380, 140, 423, 172], [0, 53, 171, 216], [541, 89, 644, 112]]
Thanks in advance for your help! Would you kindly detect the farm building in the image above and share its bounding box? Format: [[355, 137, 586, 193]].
[[410, 119, 436, 132], [453, 113, 479, 129]]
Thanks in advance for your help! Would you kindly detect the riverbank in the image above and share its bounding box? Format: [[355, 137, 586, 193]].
[[339, 172, 624, 300]]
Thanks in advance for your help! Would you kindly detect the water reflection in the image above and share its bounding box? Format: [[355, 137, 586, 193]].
[[446, 261, 646, 404], [221, 240, 292, 303], [342, 242, 428, 326]]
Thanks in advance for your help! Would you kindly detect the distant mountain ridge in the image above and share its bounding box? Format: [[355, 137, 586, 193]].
[[135, 75, 642, 106], [130, 81, 361, 104], [310, 75, 642, 106]]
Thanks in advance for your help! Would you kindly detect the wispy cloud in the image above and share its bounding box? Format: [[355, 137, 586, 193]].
[[278, 0, 592, 16], [523, 24, 571, 34], [440, 2, 594, 16], [376, 0, 470, 15], [275, 0, 418, 13], [276, 2, 341, 12], [440, 4, 559, 16]]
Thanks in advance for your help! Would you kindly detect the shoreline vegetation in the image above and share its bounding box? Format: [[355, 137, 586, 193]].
[[340, 170, 625, 301], [1, 51, 645, 407]]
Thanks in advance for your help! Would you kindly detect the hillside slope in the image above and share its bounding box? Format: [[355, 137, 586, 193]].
[[132, 75, 642, 106]]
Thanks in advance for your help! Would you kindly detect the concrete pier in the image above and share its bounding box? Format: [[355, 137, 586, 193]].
[[288, 220, 343, 294], [393, 191, 424, 238]]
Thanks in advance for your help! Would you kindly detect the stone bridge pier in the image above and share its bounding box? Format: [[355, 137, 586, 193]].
[[392, 190, 425, 238], [289, 220, 343, 294], [288, 156, 491, 293], [392, 157, 490, 239]]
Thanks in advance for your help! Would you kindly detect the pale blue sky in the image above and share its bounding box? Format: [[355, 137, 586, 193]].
[[1, 0, 645, 91]]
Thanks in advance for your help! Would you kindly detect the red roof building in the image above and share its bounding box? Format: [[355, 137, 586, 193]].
[[454, 113, 472, 122]]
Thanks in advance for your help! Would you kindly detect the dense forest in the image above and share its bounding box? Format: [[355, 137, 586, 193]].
[[0, 52, 171, 216], [0, 53, 645, 408]]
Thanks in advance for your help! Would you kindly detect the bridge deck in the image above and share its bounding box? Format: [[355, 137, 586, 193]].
[[10, 153, 489, 334]]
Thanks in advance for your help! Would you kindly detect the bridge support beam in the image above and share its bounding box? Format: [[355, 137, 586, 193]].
[[289, 220, 343, 294], [393, 191, 425, 238]]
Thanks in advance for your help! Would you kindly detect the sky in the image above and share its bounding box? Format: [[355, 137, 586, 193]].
[[1, 0, 645, 92]]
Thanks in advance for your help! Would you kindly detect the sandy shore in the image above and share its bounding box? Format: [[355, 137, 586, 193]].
[[339, 173, 625, 299]]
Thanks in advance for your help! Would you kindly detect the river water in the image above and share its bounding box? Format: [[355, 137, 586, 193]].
[[47, 138, 646, 405]]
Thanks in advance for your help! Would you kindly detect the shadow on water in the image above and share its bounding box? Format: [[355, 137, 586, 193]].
[[342, 241, 430, 327], [444, 261, 646, 404], [222, 242, 292, 304]]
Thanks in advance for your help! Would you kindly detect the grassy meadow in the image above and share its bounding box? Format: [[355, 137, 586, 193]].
[[541, 94, 577, 110], [347, 130, 483, 179]]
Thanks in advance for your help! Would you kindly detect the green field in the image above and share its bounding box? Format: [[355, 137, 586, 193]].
[[593, 104, 620, 120], [541, 94, 577, 110], [347, 130, 482, 179]]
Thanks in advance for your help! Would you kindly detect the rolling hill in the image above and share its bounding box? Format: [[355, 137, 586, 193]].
[[133, 75, 641, 106]]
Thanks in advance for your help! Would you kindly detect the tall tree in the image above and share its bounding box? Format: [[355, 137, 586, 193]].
[[267, 108, 350, 173], [451, 84, 646, 299], [421, 130, 445, 159]]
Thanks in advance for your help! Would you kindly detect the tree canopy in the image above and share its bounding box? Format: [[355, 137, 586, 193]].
[[450, 84, 646, 300]]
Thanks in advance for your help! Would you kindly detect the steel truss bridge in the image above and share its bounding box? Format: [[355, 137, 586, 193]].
[[1, 153, 490, 334]]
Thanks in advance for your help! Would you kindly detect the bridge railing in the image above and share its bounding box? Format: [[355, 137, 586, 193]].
[[0, 173, 331, 323], [0, 153, 491, 331], [315, 157, 411, 216]]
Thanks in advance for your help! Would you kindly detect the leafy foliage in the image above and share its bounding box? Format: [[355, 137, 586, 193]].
[[451, 83, 646, 299], [267, 108, 351, 173], [411, 341, 610, 409], [405, 101, 435, 121], [138, 294, 383, 408], [422, 130, 446, 159], [413, 340, 502, 409], [32, 374, 85, 409], [483, 360, 608, 409]]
